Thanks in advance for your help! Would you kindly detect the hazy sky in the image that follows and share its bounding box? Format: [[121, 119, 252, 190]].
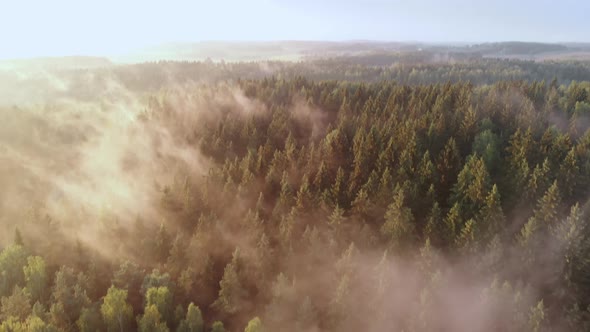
[[1, 0, 588, 58]]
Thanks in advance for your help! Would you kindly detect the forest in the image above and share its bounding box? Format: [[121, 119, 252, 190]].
[[1, 54, 590, 331]]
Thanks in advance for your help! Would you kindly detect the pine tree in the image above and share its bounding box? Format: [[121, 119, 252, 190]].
[[526, 159, 551, 203], [273, 171, 294, 217], [295, 175, 313, 212], [155, 223, 172, 264], [166, 235, 187, 279], [535, 181, 561, 227], [349, 130, 368, 196], [558, 148, 579, 200], [477, 185, 505, 242], [279, 210, 297, 248], [380, 187, 415, 248], [328, 205, 345, 228], [313, 161, 329, 193], [436, 137, 462, 200], [519, 181, 562, 265], [351, 188, 373, 221], [376, 167, 394, 206], [505, 128, 533, 203], [212, 248, 246, 315], [452, 154, 491, 217], [472, 129, 500, 174], [456, 219, 477, 252], [425, 202, 444, 246], [444, 202, 463, 246], [331, 167, 346, 207], [417, 151, 435, 189]]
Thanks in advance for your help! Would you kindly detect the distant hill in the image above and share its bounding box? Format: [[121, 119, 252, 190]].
[[0, 56, 113, 71], [2, 43, 589, 67], [468, 42, 568, 55], [110, 41, 590, 63], [111, 41, 424, 63], [458, 42, 590, 60]]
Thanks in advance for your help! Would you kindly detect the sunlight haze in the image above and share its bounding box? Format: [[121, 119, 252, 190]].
[[1, 0, 589, 59], [2, 1, 590, 331]]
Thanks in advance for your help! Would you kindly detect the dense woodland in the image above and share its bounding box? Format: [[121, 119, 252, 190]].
[[2, 56, 590, 331]]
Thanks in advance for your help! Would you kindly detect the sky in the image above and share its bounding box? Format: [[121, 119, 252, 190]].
[[0, 0, 589, 59]]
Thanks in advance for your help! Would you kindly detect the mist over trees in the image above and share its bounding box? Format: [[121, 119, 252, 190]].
[[1, 52, 590, 331]]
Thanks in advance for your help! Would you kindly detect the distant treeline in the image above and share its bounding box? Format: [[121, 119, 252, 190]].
[[85, 56, 590, 93]]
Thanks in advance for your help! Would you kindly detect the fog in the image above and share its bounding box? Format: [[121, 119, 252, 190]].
[[0, 49, 589, 332]]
